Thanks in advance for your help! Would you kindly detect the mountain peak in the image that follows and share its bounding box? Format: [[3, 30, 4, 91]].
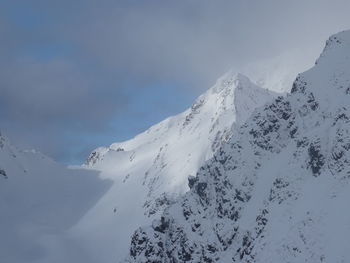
[[206, 71, 274, 101], [316, 30, 350, 65], [191, 72, 276, 126], [210, 71, 252, 94], [87, 73, 277, 167], [81, 71, 277, 261], [292, 30, 350, 112]]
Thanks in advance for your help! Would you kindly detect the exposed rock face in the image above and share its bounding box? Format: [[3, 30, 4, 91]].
[[125, 30, 350, 263]]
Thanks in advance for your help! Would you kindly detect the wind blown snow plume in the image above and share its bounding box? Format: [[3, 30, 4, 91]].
[[125, 30, 350, 263]]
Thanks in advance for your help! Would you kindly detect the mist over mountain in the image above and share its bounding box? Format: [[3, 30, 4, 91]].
[[2, 0, 349, 164], [1, 5, 350, 261]]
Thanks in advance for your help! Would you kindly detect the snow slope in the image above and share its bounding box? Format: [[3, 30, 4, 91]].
[[0, 133, 111, 263], [76, 73, 277, 262], [126, 30, 350, 263]]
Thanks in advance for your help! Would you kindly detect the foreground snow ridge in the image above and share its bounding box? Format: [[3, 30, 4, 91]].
[[0, 133, 111, 263], [79, 73, 276, 262], [125, 30, 350, 263]]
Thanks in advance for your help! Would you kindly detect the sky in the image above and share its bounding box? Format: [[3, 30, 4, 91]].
[[1, 0, 350, 164]]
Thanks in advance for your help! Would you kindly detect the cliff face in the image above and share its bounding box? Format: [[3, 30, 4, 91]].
[[125, 30, 350, 263]]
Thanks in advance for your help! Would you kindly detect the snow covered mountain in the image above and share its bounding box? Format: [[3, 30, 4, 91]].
[[0, 132, 111, 263], [125, 30, 350, 263], [77, 73, 277, 262], [5, 29, 347, 263]]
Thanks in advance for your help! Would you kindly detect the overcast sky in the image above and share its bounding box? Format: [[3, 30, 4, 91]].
[[1, 0, 350, 164]]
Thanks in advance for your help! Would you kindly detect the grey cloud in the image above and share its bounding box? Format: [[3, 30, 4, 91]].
[[0, 10, 127, 162], [66, 0, 350, 86], [0, 58, 123, 124]]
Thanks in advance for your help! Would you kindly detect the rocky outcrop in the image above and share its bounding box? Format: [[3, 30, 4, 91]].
[[125, 30, 350, 263]]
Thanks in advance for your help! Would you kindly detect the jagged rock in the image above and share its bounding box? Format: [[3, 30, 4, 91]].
[[0, 168, 7, 178], [125, 30, 350, 263]]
